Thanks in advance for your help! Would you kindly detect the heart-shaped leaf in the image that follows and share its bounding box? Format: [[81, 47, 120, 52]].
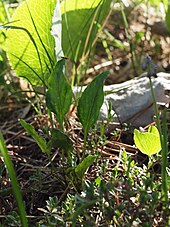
[[134, 125, 161, 156]]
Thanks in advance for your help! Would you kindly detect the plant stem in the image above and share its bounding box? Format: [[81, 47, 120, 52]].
[[82, 132, 87, 160], [119, 0, 137, 76], [149, 77, 161, 133], [149, 77, 168, 207], [161, 107, 168, 203]]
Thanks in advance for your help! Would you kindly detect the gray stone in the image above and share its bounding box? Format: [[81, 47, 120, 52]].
[[73, 72, 170, 127]]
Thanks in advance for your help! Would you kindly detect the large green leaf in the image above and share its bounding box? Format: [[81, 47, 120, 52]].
[[61, 0, 112, 61], [6, 0, 112, 84], [46, 60, 73, 129], [6, 0, 57, 86], [134, 126, 161, 157], [77, 71, 108, 137]]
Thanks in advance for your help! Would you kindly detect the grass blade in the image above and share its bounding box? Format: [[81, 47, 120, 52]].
[[0, 132, 28, 227], [161, 107, 168, 204]]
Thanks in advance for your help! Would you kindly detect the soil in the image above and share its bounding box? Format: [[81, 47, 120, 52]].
[[0, 2, 169, 226]]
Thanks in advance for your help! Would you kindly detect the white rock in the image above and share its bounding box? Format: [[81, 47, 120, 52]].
[[73, 72, 170, 127]]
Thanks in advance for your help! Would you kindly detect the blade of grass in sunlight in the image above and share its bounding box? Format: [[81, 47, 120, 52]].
[[0, 132, 28, 227]]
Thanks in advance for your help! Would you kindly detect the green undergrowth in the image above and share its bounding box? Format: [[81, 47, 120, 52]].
[[0, 0, 169, 226], [40, 152, 169, 226], [1, 147, 169, 226]]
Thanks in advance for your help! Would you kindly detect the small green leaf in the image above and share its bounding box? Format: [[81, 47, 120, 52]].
[[50, 128, 73, 152], [46, 60, 73, 129], [20, 119, 50, 155], [77, 71, 108, 137], [75, 155, 97, 180], [134, 126, 161, 156]]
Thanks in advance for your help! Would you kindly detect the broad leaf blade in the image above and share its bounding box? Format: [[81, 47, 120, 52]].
[[77, 71, 108, 136], [134, 126, 161, 156], [20, 119, 50, 155], [75, 155, 97, 180], [46, 60, 73, 129], [6, 0, 57, 85], [61, 0, 112, 61]]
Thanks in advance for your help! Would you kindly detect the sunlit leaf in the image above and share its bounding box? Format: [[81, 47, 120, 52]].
[[6, 0, 112, 84], [134, 126, 161, 156], [6, 0, 57, 85], [61, 0, 112, 61]]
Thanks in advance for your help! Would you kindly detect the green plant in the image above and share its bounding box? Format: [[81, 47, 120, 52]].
[[4, 211, 21, 227], [77, 71, 108, 157], [0, 132, 28, 227], [61, 0, 113, 62], [5, 0, 112, 86], [165, 1, 170, 33], [2, 0, 109, 181], [0, 1, 10, 78], [1, 1, 169, 226], [46, 60, 73, 130], [134, 125, 161, 157], [20, 119, 51, 156], [0, 0, 9, 49], [6, 0, 58, 86], [39, 150, 169, 226], [135, 55, 169, 219]]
